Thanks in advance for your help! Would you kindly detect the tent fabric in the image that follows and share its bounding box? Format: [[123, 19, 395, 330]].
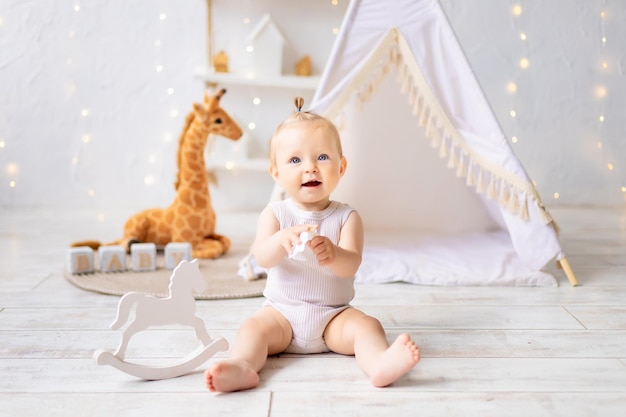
[[240, 0, 565, 286], [358, 231, 558, 287], [310, 0, 563, 284]]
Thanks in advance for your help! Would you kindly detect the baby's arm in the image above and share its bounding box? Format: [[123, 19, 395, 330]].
[[309, 211, 364, 278], [251, 205, 316, 269]]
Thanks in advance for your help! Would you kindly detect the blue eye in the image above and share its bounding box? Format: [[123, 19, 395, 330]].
[[318, 154, 329, 161], [289, 157, 301, 164]]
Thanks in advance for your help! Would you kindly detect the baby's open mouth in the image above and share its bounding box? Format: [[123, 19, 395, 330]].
[[302, 181, 321, 187]]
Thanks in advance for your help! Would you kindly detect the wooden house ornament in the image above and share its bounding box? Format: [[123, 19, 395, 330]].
[[246, 14, 286, 77], [295, 55, 312, 76], [213, 50, 229, 73]]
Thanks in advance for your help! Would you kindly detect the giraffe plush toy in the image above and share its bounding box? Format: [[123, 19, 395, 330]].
[[73, 89, 243, 258]]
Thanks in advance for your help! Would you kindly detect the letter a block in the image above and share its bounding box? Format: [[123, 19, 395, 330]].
[[98, 246, 127, 273], [164, 242, 192, 269], [131, 243, 157, 272], [67, 247, 94, 274]]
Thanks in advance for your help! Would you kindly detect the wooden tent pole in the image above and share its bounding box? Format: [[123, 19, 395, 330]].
[[558, 257, 579, 286]]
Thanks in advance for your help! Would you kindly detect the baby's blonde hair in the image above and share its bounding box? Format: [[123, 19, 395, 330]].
[[269, 97, 342, 166]]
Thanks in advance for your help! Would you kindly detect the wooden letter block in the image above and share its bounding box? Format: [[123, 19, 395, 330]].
[[164, 242, 192, 269], [67, 247, 94, 274], [98, 246, 126, 273], [131, 243, 157, 272]]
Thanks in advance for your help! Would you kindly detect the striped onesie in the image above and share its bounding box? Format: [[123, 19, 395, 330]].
[[263, 198, 357, 354]]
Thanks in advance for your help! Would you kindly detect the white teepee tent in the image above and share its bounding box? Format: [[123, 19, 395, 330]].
[[241, 0, 577, 286]]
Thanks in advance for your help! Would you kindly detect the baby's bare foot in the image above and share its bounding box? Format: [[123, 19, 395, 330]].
[[205, 360, 259, 392], [370, 333, 420, 387]]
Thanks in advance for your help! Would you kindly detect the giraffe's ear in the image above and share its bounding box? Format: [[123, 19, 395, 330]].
[[206, 88, 225, 111], [206, 93, 219, 111], [192, 102, 204, 116]]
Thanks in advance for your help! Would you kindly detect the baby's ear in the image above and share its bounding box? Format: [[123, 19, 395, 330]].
[[340, 156, 347, 176], [269, 165, 280, 182]]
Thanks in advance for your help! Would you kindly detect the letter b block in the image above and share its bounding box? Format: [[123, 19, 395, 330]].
[[131, 243, 157, 272], [164, 242, 192, 269], [67, 247, 94, 274]]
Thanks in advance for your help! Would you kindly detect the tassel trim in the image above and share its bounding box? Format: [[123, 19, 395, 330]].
[[322, 27, 556, 228]]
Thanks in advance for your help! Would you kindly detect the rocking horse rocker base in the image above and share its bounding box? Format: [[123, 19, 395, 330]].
[[94, 338, 228, 381], [94, 259, 229, 380]]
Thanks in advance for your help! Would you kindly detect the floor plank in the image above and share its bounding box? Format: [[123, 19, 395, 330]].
[[0, 392, 270, 417], [269, 392, 626, 417], [1, 206, 626, 416]]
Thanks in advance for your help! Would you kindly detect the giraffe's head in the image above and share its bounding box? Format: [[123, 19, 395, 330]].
[[193, 89, 243, 141]]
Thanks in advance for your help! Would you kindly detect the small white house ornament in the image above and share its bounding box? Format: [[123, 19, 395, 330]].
[[246, 14, 286, 77]]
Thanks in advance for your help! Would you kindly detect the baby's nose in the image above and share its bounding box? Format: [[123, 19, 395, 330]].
[[304, 160, 318, 172]]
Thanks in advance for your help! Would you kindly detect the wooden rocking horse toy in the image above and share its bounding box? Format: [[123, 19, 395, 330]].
[[72, 89, 243, 259], [94, 259, 229, 380]]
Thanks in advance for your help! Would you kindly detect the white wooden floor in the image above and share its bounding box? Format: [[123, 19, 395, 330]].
[[1, 206, 625, 417]]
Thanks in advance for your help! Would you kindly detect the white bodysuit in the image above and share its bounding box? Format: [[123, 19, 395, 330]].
[[263, 198, 356, 354]]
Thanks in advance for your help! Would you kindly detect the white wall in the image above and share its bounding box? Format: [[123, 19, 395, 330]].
[[0, 0, 624, 210], [441, 0, 626, 207]]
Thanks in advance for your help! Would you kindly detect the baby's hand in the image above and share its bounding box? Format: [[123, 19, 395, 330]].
[[308, 235, 336, 266], [281, 224, 317, 256]]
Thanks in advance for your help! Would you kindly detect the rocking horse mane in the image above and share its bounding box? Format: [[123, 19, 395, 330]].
[[168, 259, 203, 294]]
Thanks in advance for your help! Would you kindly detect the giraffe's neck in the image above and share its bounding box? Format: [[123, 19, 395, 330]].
[[177, 117, 210, 192]]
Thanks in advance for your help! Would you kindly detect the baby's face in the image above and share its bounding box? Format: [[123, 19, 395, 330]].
[[271, 122, 346, 211]]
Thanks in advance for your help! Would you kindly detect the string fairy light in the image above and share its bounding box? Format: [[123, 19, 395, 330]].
[[509, 3, 575, 201], [506, 82, 517, 94], [6, 162, 18, 176], [1, 136, 17, 190], [331, 0, 341, 35], [506, 4, 527, 149], [596, 4, 617, 187], [518, 57, 529, 69], [593, 3, 625, 201]]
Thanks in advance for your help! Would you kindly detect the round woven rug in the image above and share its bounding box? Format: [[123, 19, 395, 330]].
[[64, 240, 266, 300]]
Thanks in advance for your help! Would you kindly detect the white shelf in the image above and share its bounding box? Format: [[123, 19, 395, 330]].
[[207, 158, 269, 173], [196, 70, 320, 90]]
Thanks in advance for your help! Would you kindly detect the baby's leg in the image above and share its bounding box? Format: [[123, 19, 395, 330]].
[[324, 308, 420, 387], [205, 307, 292, 392]]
